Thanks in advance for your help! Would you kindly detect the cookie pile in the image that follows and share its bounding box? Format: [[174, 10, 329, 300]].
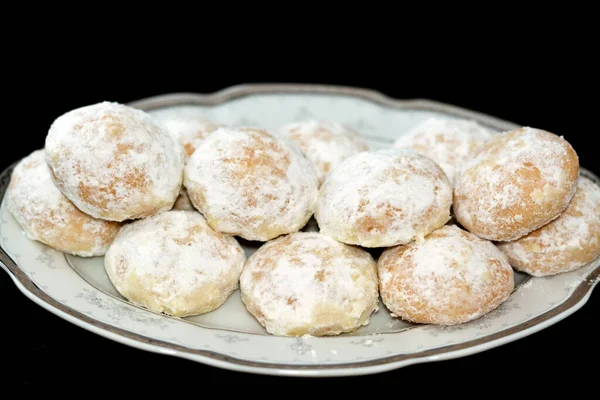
[[7, 102, 600, 337]]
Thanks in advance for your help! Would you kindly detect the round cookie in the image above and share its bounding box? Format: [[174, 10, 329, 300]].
[[153, 114, 225, 162], [104, 211, 246, 317], [315, 149, 452, 248], [7, 149, 121, 257], [240, 232, 379, 336], [453, 127, 579, 242], [279, 120, 369, 184], [184, 127, 319, 241], [393, 117, 491, 186], [497, 176, 600, 276], [45, 101, 184, 222], [378, 225, 514, 325]]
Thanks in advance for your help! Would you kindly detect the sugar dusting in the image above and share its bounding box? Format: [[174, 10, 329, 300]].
[[184, 127, 319, 241], [394, 117, 491, 186], [279, 120, 369, 184], [498, 176, 600, 276], [45, 102, 184, 221], [315, 149, 452, 247], [453, 127, 579, 241], [378, 225, 514, 325], [152, 113, 225, 162], [239, 232, 379, 336], [104, 211, 246, 314], [7, 149, 121, 256]]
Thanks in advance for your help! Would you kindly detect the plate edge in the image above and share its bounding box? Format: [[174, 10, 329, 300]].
[[2, 242, 598, 376], [126, 83, 521, 132], [1, 83, 599, 376]]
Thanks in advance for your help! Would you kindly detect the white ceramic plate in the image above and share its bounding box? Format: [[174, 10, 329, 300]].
[[1, 84, 598, 377]]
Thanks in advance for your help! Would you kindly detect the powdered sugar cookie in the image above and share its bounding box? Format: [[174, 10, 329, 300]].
[[315, 149, 452, 247], [104, 211, 246, 317], [279, 120, 369, 184], [7, 149, 121, 257], [393, 117, 491, 186], [378, 225, 514, 325], [497, 176, 600, 276], [45, 102, 184, 222], [240, 232, 379, 336], [453, 127, 579, 241], [184, 127, 319, 241], [152, 115, 224, 211], [153, 114, 225, 162]]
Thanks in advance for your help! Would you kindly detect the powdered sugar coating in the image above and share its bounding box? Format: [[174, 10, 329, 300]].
[[393, 117, 491, 186], [315, 149, 452, 247], [497, 176, 600, 276], [7, 150, 122, 256], [279, 120, 369, 184], [45, 102, 184, 222], [453, 127, 579, 241], [184, 127, 319, 241], [104, 211, 246, 317], [240, 232, 379, 336], [152, 114, 225, 162], [378, 225, 514, 325]]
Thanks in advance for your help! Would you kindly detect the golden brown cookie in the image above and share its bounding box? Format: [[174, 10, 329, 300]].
[[279, 120, 369, 184], [497, 176, 600, 276], [393, 117, 491, 186], [315, 149, 452, 247], [104, 211, 246, 317], [240, 232, 379, 336], [7, 149, 122, 256], [453, 127, 579, 241], [378, 225, 514, 325], [184, 127, 319, 241], [153, 113, 225, 162], [45, 102, 184, 221]]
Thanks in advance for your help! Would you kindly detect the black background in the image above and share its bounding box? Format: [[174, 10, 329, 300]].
[[2, 47, 598, 389]]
